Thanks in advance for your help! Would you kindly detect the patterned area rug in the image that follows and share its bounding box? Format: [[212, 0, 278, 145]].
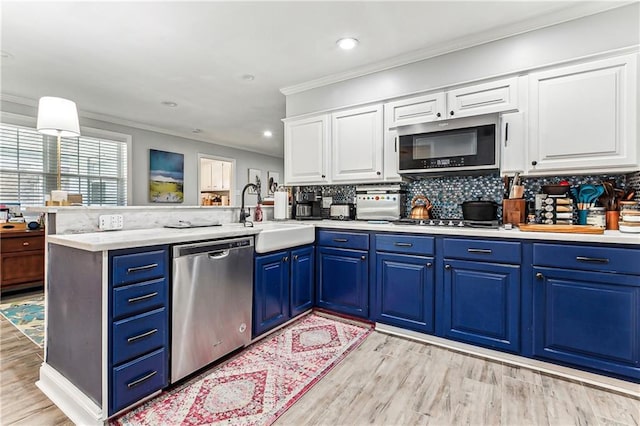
[[0, 294, 45, 347], [113, 313, 372, 426]]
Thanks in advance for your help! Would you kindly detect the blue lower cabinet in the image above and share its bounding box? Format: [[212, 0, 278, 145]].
[[374, 252, 434, 333], [532, 267, 640, 380], [111, 348, 167, 414], [253, 250, 290, 336], [442, 259, 520, 352], [291, 246, 314, 317], [317, 246, 368, 318]]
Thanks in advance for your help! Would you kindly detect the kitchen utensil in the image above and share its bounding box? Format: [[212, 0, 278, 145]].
[[578, 184, 604, 210], [409, 195, 432, 220], [461, 198, 498, 221]]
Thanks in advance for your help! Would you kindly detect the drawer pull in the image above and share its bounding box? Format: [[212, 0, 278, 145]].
[[333, 238, 348, 243], [127, 263, 158, 274], [22, 242, 30, 246], [467, 248, 492, 254], [127, 292, 158, 303], [127, 371, 158, 388], [445, 264, 451, 270], [426, 262, 432, 268], [127, 328, 158, 343], [394, 242, 413, 247], [576, 256, 609, 264], [536, 272, 544, 280]]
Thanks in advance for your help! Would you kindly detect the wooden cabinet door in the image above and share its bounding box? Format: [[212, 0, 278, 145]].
[[331, 104, 383, 183], [253, 251, 290, 337], [316, 247, 368, 318], [446, 77, 518, 118], [442, 259, 521, 353], [284, 115, 329, 185], [374, 252, 435, 334], [0, 251, 44, 286], [528, 54, 638, 174], [532, 267, 640, 380]]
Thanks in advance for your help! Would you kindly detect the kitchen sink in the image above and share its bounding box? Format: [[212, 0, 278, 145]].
[[253, 222, 315, 253]]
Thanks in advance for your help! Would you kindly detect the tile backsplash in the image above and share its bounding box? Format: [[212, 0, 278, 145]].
[[299, 170, 637, 221]]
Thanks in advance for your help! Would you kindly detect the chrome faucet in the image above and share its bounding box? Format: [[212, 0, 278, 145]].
[[240, 183, 258, 224]]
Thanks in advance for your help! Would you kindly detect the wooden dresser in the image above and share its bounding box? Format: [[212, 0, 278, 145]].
[[0, 229, 45, 293]]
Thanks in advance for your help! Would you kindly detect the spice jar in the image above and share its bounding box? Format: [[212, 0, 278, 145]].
[[619, 201, 640, 233], [586, 207, 605, 228]]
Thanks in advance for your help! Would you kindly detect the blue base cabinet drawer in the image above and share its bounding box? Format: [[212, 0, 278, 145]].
[[375, 234, 434, 256], [374, 252, 434, 333], [317, 246, 368, 318], [443, 238, 521, 264], [111, 348, 167, 414], [112, 307, 167, 365], [113, 278, 167, 320], [318, 230, 369, 250], [532, 267, 640, 380], [112, 250, 167, 286], [442, 259, 520, 352], [533, 243, 640, 275]]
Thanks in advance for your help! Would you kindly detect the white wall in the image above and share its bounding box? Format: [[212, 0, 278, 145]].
[[1, 100, 284, 206], [286, 3, 640, 116]]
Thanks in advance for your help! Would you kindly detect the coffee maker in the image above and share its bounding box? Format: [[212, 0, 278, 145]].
[[292, 188, 322, 220]]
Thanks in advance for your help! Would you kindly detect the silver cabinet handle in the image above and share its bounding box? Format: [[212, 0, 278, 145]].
[[536, 272, 544, 280], [128, 292, 158, 303], [127, 371, 157, 388], [467, 248, 492, 254], [361, 255, 366, 261], [333, 238, 348, 243], [445, 264, 451, 270], [127, 328, 158, 343], [426, 262, 432, 268], [394, 242, 413, 247], [293, 255, 299, 260], [127, 263, 158, 273], [576, 256, 609, 264], [208, 250, 230, 260], [283, 256, 289, 262], [22, 242, 30, 246]]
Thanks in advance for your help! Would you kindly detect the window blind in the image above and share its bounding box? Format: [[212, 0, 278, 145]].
[[0, 123, 128, 206]]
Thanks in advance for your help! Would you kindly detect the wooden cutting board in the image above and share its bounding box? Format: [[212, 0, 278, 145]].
[[517, 224, 604, 234]]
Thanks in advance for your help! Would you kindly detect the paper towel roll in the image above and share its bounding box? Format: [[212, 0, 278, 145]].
[[274, 192, 288, 220]]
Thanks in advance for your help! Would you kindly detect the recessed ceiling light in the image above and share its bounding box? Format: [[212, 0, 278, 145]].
[[161, 101, 178, 107], [337, 38, 359, 50], [241, 74, 255, 81], [263, 130, 273, 138], [192, 128, 202, 134]]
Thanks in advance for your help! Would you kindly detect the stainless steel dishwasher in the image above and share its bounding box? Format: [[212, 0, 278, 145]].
[[171, 236, 253, 383]]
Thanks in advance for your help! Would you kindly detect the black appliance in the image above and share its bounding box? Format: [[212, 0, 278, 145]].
[[292, 189, 322, 220], [397, 115, 498, 175]]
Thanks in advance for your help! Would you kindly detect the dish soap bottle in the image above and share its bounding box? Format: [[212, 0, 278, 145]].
[[254, 203, 263, 222]]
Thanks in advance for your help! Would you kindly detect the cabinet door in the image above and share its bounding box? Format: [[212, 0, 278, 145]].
[[384, 92, 446, 127], [528, 54, 638, 174], [200, 161, 213, 191], [253, 251, 290, 337], [374, 252, 435, 334], [446, 77, 518, 118], [532, 267, 640, 380], [442, 259, 520, 352], [284, 115, 330, 185], [317, 247, 368, 318], [0, 250, 44, 286], [331, 104, 383, 183], [290, 246, 314, 317], [500, 111, 526, 174], [221, 161, 231, 190], [211, 161, 223, 190]]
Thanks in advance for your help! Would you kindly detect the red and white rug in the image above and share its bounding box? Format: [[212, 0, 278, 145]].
[[113, 313, 372, 426]]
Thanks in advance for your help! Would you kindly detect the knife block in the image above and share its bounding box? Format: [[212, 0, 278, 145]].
[[503, 199, 526, 225]]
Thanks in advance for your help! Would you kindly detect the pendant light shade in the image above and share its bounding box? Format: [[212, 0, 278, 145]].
[[36, 96, 80, 137]]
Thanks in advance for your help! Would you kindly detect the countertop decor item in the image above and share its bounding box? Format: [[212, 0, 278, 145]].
[[112, 313, 371, 426]]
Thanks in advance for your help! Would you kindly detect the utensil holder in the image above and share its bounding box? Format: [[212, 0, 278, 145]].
[[502, 199, 525, 225], [606, 210, 620, 230], [577, 209, 588, 225]]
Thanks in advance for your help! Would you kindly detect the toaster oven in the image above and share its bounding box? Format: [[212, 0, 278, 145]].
[[356, 185, 406, 221]]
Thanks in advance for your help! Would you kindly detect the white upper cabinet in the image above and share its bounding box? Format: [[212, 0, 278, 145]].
[[200, 161, 213, 191], [528, 54, 638, 174], [385, 92, 446, 127], [446, 77, 519, 119], [500, 111, 527, 174], [331, 104, 384, 183], [284, 114, 330, 185]]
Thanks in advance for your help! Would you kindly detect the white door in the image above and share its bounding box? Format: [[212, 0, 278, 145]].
[[284, 114, 329, 185], [446, 77, 519, 119], [384, 92, 446, 127], [528, 54, 638, 174], [500, 111, 527, 174], [331, 104, 384, 183]]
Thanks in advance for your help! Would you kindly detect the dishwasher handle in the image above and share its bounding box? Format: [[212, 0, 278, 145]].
[[208, 250, 230, 260]]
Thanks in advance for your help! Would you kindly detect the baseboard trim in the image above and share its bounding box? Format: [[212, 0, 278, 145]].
[[36, 363, 104, 425], [375, 323, 640, 398]]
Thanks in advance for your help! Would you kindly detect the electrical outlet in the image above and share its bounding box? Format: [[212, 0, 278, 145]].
[[99, 214, 124, 231]]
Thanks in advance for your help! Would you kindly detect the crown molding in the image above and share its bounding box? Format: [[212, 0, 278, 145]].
[[0, 94, 284, 159], [280, 2, 634, 96]]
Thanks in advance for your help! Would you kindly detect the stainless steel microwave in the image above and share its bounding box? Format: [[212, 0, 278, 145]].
[[397, 115, 499, 174]]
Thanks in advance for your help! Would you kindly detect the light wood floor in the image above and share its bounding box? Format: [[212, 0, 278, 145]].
[[1, 293, 638, 425]]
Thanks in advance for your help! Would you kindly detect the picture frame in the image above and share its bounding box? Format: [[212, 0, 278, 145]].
[[248, 168, 261, 194], [267, 171, 280, 195], [149, 149, 184, 203]]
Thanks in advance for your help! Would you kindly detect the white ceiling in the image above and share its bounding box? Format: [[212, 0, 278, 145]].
[[0, 1, 629, 158]]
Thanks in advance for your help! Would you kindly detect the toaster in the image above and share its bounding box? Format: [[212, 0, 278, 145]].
[[329, 203, 355, 220]]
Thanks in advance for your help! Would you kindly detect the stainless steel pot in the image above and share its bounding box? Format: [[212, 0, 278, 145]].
[[461, 199, 498, 221]]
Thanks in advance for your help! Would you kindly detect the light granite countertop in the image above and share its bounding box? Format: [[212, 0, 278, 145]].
[[46, 220, 640, 251]]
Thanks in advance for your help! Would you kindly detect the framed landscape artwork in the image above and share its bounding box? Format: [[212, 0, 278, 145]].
[[149, 149, 184, 203]]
